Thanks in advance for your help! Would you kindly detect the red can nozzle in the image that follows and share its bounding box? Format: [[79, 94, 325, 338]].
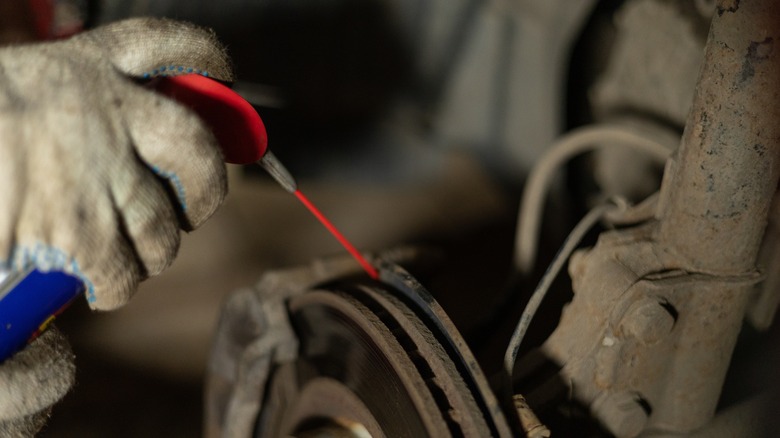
[[153, 74, 377, 280], [152, 74, 268, 165]]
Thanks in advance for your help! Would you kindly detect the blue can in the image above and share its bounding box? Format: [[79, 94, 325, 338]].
[[0, 268, 83, 362]]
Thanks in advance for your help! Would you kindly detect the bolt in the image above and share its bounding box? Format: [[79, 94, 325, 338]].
[[621, 299, 675, 344], [592, 391, 649, 438]]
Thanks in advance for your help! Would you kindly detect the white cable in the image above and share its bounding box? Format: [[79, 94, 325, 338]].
[[504, 202, 619, 379], [514, 124, 672, 274]]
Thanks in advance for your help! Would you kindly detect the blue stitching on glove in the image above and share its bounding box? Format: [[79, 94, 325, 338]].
[[4, 244, 96, 302], [150, 165, 188, 213], [141, 67, 209, 79]]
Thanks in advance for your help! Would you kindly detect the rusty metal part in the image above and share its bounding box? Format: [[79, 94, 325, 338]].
[[260, 289, 452, 436], [206, 256, 516, 437], [263, 371, 383, 438], [205, 257, 366, 438], [538, 1, 780, 436], [512, 395, 550, 438], [542, 224, 761, 436], [543, 223, 765, 435], [377, 262, 515, 438], [657, 0, 780, 274]]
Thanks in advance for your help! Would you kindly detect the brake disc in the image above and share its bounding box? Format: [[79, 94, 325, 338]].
[[253, 264, 513, 437]]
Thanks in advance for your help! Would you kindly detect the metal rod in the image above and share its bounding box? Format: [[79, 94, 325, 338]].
[[658, 0, 780, 275]]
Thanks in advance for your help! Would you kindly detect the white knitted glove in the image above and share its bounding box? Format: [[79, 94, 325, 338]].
[[0, 17, 233, 310], [0, 327, 74, 436]]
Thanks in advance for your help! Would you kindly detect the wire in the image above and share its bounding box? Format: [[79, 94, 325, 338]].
[[504, 202, 619, 380], [514, 124, 672, 274]]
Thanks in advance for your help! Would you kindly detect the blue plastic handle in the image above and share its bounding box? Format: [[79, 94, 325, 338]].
[[0, 270, 83, 362]]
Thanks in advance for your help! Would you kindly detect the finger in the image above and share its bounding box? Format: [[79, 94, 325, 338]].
[[0, 327, 74, 421], [110, 157, 181, 278], [76, 17, 234, 82], [14, 183, 142, 311], [65, 185, 141, 310], [75, 215, 142, 311], [121, 82, 228, 230], [0, 115, 23, 264]]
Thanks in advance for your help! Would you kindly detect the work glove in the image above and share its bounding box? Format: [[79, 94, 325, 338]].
[[0, 327, 74, 436], [0, 17, 234, 311]]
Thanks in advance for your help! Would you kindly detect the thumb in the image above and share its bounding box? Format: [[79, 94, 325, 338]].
[[76, 17, 234, 82]]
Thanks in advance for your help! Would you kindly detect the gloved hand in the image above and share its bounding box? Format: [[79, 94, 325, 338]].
[[0, 17, 234, 311], [0, 327, 74, 436]]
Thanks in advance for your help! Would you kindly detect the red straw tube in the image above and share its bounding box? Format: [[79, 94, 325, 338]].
[[293, 190, 379, 280]]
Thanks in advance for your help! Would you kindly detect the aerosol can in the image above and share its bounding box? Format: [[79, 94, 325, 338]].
[[0, 268, 83, 361]]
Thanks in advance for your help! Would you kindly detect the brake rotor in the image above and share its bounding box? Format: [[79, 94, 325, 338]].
[[254, 280, 497, 437]]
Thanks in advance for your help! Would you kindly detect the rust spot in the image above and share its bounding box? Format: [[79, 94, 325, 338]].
[[739, 38, 774, 85], [716, 0, 739, 16]]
